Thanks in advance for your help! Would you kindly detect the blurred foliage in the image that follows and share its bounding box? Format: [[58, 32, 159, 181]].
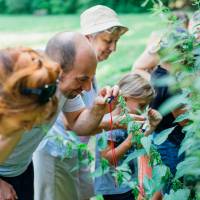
[[148, 2, 200, 199], [0, 0, 197, 14], [0, 0, 5, 13], [5, 0, 30, 13]]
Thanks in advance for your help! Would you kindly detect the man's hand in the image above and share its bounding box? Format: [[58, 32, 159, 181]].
[[0, 179, 18, 200], [94, 85, 119, 114]]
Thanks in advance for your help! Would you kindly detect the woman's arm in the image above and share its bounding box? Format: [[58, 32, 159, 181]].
[[132, 32, 162, 73]]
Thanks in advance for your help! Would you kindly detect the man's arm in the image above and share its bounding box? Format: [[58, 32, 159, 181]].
[[64, 85, 119, 136], [64, 105, 105, 136]]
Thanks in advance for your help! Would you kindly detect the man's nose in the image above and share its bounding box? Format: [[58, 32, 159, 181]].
[[82, 81, 92, 91]]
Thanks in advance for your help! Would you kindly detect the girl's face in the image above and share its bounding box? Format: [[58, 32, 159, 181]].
[[125, 97, 149, 114]]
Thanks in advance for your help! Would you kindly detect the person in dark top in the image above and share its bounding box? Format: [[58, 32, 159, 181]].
[[132, 39, 188, 196], [151, 65, 185, 147], [150, 65, 186, 194], [132, 16, 190, 196]]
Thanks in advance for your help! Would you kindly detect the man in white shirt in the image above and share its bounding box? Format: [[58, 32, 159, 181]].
[[0, 32, 119, 200]]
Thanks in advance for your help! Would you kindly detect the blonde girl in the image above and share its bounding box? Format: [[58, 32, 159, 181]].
[[95, 73, 162, 200]]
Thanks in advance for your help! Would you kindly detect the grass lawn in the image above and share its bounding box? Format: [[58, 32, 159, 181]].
[[0, 14, 164, 86]]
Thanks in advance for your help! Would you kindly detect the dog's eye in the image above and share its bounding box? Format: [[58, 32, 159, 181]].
[[38, 59, 42, 68]]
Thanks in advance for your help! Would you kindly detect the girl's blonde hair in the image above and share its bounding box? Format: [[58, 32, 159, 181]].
[[0, 47, 60, 129], [118, 73, 155, 102]]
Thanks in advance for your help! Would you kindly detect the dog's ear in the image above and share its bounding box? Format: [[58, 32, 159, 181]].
[[11, 48, 38, 72], [6, 48, 21, 64], [7, 48, 35, 71], [0, 50, 14, 83]]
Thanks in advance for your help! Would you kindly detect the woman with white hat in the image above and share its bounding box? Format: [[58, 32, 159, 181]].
[[80, 5, 128, 62], [78, 5, 129, 200]]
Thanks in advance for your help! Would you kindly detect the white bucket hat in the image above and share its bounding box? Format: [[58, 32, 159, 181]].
[[80, 5, 128, 35]]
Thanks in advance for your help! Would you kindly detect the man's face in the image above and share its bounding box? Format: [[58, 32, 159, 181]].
[[58, 51, 97, 98], [88, 31, 121, 62]]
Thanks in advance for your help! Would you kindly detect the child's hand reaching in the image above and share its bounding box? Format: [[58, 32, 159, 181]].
[[148, 108, 162, 128], [125, 132, 133, 148]]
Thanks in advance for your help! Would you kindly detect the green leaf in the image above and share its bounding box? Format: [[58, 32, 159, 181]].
[[152, 164, 168, 181], [70, 164, 79, 172], [124, 149, 146, 163], [178, 138, 194, 156], [143, 175, 154, 195], [97, 131, 108, 150], [141, 0, 150, 7], [95, 195, 104, 200], [152, 165, 168, 191], [174, 112, 189, 123], [164, 189, 190, 200], [92, 158, 110, 178], [175, 157, 199, 179], [154, 127, 175, 145], [159, 94, 188, 116], [153, 75, 176, 87], [141, 135, 152, 155]]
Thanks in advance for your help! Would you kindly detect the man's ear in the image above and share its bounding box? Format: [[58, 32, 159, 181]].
[[85, 35, 93, 41], [7, 48, 21, 64]]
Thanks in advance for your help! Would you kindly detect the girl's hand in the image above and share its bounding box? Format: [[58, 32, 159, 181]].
[[124, 133, 133, 149], [148, 108, 162, 128]]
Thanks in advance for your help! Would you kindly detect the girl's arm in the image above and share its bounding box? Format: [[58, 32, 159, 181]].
[[101, 133, 132, 165]]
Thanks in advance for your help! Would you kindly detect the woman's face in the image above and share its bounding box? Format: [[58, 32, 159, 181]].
[[87, 31, 121, 62], [125, 97, 149, 114]]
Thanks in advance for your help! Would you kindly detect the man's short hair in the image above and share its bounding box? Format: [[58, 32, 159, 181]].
[[45, 32, 76, 72]]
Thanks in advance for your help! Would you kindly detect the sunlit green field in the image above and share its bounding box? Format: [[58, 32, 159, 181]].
[[0, 14, 163, 86]]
